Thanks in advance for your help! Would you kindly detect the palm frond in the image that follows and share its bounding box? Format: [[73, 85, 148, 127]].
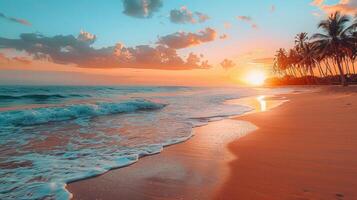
[[310, 33, 329, 40]]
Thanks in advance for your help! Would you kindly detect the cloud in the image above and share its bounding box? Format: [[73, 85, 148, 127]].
[[237, 16, 252, 22], [220, 59, 235, 70], [312, 11, 322, 17], [251, 57, 274, 65], [219, 34, 228, 39], [12, 56, 32, 64], [0, 53, 9, 62], [157, 27, 218, 49], [322, 2, 357, 14], [223, 22, 232, 29], [169, 6, 209, 24], [77, 30, 96, 44], [0, 53, 32, 64], [0, 12, 31, 26], [270, 5, 276, 13], [312, 0, 357, 15], [195, 12, 210, 23], [170, 7, 195, 24], [251, 24, 259, 29], [122, 0, 163, 18], [186, 53, 205, 68], [0, 31, 211, 70], [237, 15, 258, 29], [311, 0, 324, 6]]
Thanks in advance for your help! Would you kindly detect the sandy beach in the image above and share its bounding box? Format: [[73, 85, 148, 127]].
[[217, 87, 357, 200], [67, 86, 357, 200]]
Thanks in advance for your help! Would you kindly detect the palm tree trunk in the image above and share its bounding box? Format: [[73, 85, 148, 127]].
[[296, 65, 304, 77], [317, 63, 325, 77], [336, 58, 347, 86], [291, 67, 298, 77], [324, 60, 333, 76], [331, 59, 339, 75], [351, 59, 356, 74], [344, 58, 350, 74], [291, 66, 298, 77], [322, 61, 333, 84], [310, 66, 319, 84]]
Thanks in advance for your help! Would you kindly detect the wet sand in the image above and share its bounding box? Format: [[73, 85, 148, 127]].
[[68, 86, 357, 200]]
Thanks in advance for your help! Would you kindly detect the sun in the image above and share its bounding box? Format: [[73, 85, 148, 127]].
[[245, 70, 266, 86]]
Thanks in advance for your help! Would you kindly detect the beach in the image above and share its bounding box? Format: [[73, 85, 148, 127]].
[[217, 86, 357, 200], [2, 1, 357, 199], [67, 86, 357, 200]]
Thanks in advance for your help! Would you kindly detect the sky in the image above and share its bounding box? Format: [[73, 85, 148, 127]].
[[0, 0, 356, 86]]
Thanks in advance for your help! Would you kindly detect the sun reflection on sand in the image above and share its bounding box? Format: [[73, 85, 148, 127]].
[[226, 95, 287, 115], [257, 95, 266, 112]]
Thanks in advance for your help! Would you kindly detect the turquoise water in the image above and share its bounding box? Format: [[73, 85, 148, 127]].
[[0, 86, 290, 199]]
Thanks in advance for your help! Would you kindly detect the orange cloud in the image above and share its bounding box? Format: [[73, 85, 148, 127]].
[[322, 4, 357, 14], [157, 27, 217, 49], [313, 0, 357, 15], [0, 53, 32, 65], [12, 56, 32, 64], [220, 59, 236, 70], [311, 0, 324, 6], [237, 16, 252, 21], [0, 53, 9, 62], [223, 22, 232, 29], [251, 57, 274, 65], [237, 16, 259, 29]]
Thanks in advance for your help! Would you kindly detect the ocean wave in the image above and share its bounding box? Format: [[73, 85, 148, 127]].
[[0, 94, 88, 101], [0, 99, 165, 126]]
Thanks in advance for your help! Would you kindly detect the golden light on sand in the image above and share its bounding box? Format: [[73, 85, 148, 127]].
[[244, 70, 266, 86], [257, 95, 267, 111]]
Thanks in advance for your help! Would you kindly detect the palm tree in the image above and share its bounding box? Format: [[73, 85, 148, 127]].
[[345, 17, 357, 74], [274, 48, 289, 76], [272, 13, 357, 85], [287, 49, 302, 77], [295, 32, 308, 50], [311, 12, 352, 86]]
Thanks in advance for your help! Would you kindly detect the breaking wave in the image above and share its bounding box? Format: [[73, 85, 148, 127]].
[[0, 99, 165, 126], [0, 94, 89, 101]]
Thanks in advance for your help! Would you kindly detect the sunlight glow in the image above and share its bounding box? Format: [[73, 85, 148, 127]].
[[257, 95, 266, 112], [245, 70, 266, 86]]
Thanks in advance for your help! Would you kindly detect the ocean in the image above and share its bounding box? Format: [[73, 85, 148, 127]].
[[0, 85, 291, 199]]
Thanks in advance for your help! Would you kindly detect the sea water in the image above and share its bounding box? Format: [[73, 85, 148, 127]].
[[0, 86, 291, 199]]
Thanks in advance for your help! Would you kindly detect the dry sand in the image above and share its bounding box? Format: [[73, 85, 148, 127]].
[[217, 87, 357, 200]]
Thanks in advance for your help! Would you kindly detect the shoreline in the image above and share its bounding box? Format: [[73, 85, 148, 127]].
[[66, 92, 288, 199]]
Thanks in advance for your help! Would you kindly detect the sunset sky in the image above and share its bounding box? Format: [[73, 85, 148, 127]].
[[0, 0, 356, 86]]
